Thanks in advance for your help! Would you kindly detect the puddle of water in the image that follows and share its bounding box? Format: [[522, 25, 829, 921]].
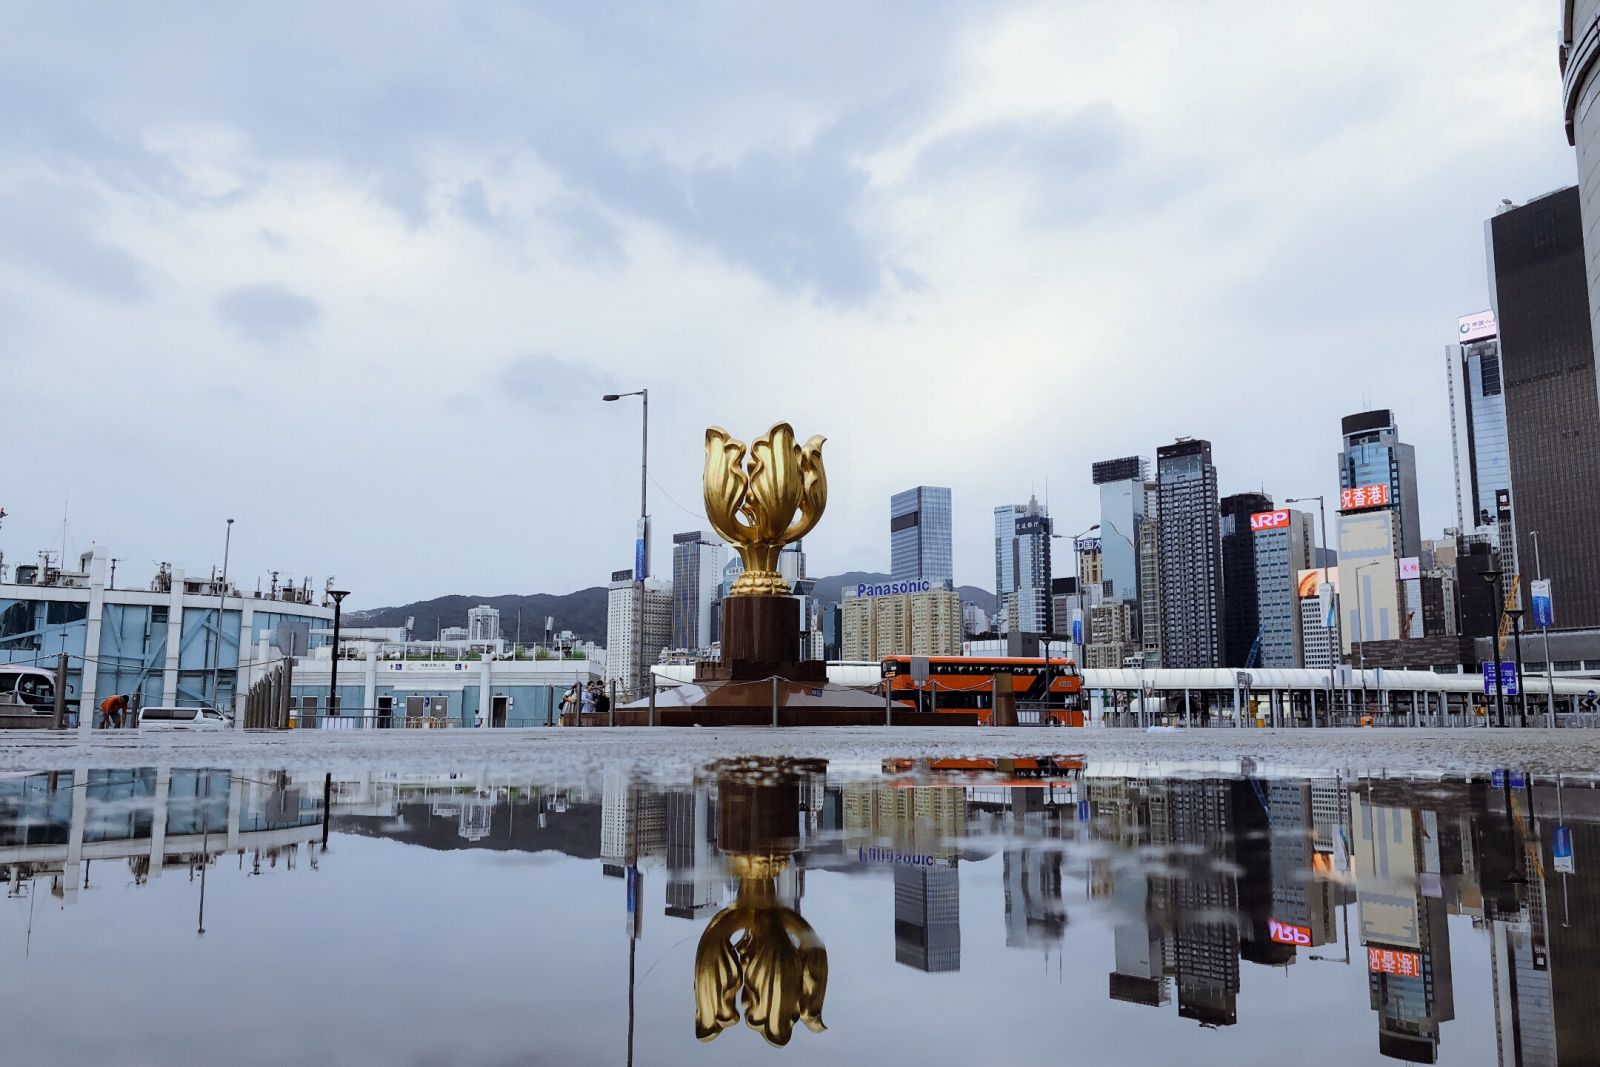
[[1, 757, 1594, 1065]]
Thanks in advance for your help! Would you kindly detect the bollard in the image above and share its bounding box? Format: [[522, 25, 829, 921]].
[[320, 772, 332, 852], [609, 680, 617, 727], [648, 682, 656, 727], [771, 675, 779, 727], [885, 682, 893, 726]]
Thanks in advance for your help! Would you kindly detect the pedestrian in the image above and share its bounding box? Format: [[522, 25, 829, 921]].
[[559, 684, 579, 723], [98, 694, 127, 729], [581, 684, 596, 716], [594, 685, 611, 718]]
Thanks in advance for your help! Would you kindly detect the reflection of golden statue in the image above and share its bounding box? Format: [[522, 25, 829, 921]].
[[694, 853, 828, 1047], [704, 423, 827, 596]]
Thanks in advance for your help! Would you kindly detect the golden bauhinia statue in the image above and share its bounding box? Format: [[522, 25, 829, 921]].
[[694, 852, 829, 1047], [703, 422, 827, 596]]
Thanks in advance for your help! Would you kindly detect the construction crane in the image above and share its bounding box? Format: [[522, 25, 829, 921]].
[[1497, 574, 1522, 647]]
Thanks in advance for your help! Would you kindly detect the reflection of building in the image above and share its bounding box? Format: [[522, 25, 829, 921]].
[[0, 768, 323, 904], [665, 788, 721, 919], [894, 860, 961, 972], [601, 771, 666, 862], [1352, 790, 1456, 1062], [1003, 848, 1065, 950], [1267, 781, 1335, 948], [1169, 778, 1239, 1026]]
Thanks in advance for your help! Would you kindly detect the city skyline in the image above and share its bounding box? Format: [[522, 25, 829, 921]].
[[0, 4, 1580, 605]]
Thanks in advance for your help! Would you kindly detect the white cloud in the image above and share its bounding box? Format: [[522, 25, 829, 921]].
[[0, 1, 1581, 606]]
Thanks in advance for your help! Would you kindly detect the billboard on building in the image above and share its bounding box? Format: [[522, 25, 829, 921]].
[[1338, 511, 1400, 652], [1457, 310, 1497, 343], [1397, 557, 1420, 580], [1251, 509, 1290, 531], [1297, 568, 1340, 598], [1339, 483, 1391, 511]]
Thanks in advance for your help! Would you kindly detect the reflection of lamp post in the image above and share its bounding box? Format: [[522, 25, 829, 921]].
[[1482, 568, 1505, 728], [604, 389, 648, 701], [1286, 496, 1335, 729], [327, 589, 350, 721]]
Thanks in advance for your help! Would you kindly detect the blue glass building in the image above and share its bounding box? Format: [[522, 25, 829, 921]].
[[890, 486, 952, 583]]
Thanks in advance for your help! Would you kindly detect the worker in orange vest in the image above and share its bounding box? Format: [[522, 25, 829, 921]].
[[98, 694, 128, 729]]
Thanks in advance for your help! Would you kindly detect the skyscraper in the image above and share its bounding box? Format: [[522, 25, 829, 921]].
[[1219, 492, 1272, 666], [1336, 410, 1419, 649], [1139, 480, 1162, 667], [1156, 439, 1223, 668], [889, 486, 953, 583], [1252, 508, 1313, 668], [1559, 12, 1600, 407], [1091, 457, 1148, 605], [894, 861, 961, 973], [670, 531, 723, 652], [994, 496, 1052, 634], [1487, 187, 1600, 626], [1445, 311, 1516, 575], [605, 569, 672, 699]]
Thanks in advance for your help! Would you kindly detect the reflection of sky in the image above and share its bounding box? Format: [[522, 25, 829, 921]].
[[0, 774, 1519, 1066]]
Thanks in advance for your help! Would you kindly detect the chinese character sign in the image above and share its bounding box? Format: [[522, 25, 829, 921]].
[[1340, 483, 1391, 511], [1367, 947, 1421, 977]]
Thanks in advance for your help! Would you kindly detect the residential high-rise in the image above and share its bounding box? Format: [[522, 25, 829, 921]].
[[605, 569, 672, 699], [1091, 457, 1148, 605], [1252, 508, 1314, 668], [1219, 492, 1272, 666], [890, 486, 953, 583], [466, 604, 501, 643], [1156, 439, 1223, 668], [1138, 480, 1162, 667], [1336, 410, 1419, 650], [994, 496, 1052, 634], [1487, 187, 1600, 625], [1445, 310, 1517, 576], [840, 581, 963, 660], [670, 531, 723, 652]]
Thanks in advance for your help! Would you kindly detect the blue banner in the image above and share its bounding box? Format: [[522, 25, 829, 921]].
[[633, 537, 646, 581], [1483, 662, 1498, 695], [1532, 579, 1554, 628], [1554, 826, 1575, 873]]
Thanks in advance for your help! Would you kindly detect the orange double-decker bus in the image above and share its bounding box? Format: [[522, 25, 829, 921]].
[[879, 655, 1084, 726]]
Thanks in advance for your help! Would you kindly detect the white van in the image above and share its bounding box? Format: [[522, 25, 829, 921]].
[[137, 706, 231, 730]]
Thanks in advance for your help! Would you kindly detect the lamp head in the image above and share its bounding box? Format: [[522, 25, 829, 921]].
[[602, 394, 621, 402]]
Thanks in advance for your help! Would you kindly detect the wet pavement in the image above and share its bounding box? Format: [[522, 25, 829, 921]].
[[3, 737, 1599, 1065]]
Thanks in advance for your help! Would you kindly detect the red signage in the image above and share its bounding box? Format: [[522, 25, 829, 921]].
[[1340, 483, 1391, 511], [1268, 919, 1312, 945], [1367, 947, 1421, 977], [1251, 510, 1290, 531]]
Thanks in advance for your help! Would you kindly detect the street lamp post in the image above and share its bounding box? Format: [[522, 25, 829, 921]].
[[208, 518, 235, 713], [327, 589, 350, 722], [1506, 607, 1527, 728], [1531, 531, 1556, 728], [1482, 569, 1506, 728], [1285, 496, 1335, 729], [604, 389, 649, 702]]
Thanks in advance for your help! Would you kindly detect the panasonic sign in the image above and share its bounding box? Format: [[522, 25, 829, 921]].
[[853, 579, 933, 598]]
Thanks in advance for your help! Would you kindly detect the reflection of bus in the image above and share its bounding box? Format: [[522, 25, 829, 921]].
[[879, 656, 1084, 726], [883, 755, 1085, 781]]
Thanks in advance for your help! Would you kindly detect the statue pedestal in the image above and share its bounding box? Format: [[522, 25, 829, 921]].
[[609, 595, 976, 725]]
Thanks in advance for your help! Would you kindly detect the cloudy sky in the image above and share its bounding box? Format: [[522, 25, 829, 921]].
[[0, 2, 1580, 607]]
